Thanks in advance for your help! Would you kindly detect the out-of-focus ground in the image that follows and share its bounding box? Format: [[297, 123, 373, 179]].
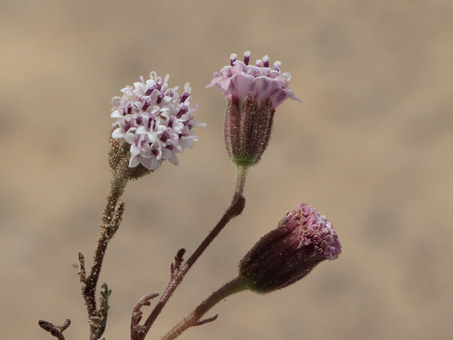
[[1, 1, 452, 340]]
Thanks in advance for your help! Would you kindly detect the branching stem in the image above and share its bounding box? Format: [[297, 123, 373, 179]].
[[137, 166, 248, 340]]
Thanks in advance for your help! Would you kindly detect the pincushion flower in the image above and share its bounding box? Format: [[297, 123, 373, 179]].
[[111, 72, 204, 171], [207, 51, 300, 168], [239, 202, 341, 293]]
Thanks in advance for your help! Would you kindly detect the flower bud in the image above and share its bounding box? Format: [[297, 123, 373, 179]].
[[207, 51, 300, 167], [239, 203, 341, 294]]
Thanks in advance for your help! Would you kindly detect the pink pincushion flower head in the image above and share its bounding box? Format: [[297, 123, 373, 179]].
[[207, 52, 300, 168], [207, 51, 300, 109], [110, 72, 205, 172]]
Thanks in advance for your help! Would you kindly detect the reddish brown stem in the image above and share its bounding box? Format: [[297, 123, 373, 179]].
[[136, 166, 248, 340], [161, 277, 248, 340]]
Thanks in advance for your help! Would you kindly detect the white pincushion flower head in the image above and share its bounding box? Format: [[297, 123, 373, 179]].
[[111, 72, 204, 171]]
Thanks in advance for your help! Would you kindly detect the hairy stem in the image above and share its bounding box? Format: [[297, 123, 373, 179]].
[[137, 166, 248, 340], [161, 277, 248, 340], [81, 171, 128, 340]]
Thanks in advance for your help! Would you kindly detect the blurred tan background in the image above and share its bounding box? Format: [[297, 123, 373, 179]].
[[1, 1, 452, 339]]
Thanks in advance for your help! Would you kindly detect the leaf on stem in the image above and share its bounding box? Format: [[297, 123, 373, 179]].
[[131, 292, 160, 340], [193, 314, 218, 327], [38, 319, 71, 340], [76, 251, 87, 290], [89, 283, 112, 338], [171, 248, 186, 278]]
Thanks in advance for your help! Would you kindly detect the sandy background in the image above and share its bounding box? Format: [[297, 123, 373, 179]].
[[1, 1, 452, 340]]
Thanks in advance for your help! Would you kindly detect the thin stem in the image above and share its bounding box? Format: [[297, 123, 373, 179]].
[[161, 277, 248, 340], [235, 165, 248, 195], [82, 172, 128, 340], [138, 166, 248, 340]]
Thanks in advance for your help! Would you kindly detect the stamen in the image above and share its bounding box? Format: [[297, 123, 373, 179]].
[[230, 53, 238, 66], [180, 82, 192, 102], [180, 92, 189, 103], [147, 116, 155, 130], [243, 51, 251, 65], [145, 86, 155, 95], [156, 93, 164, 104], [177, 105, 189, 118], [168, 117, 174, 128], [142, 100, 150, 111], [160, 130, 170, 142]]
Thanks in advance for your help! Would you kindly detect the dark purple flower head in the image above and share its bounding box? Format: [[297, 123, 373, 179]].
[[207, 52, 300, 168], [239, 202, 341, 294]]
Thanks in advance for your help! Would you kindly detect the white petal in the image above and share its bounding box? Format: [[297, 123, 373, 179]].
[[130, 144, 141, 156], [161, 148, 172, 159], [111, 128, 124, 139], [134, 82, 145, 93], [136, 126, 148, 134], [155, 125, 167, 134], [124, 133, 137, 145], [129, 155, 140, 168], [147, 133, 157, 144], [111, 110, 123, 118], [150, 158, 160, 170], [167, 152, 179, 165], [140, 157, 153, 170]]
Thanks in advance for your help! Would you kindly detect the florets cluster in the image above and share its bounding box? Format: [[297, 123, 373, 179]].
[[111, 72, 204, 170], [207, 51, 300, 108], [283, 202, 341, 260]]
